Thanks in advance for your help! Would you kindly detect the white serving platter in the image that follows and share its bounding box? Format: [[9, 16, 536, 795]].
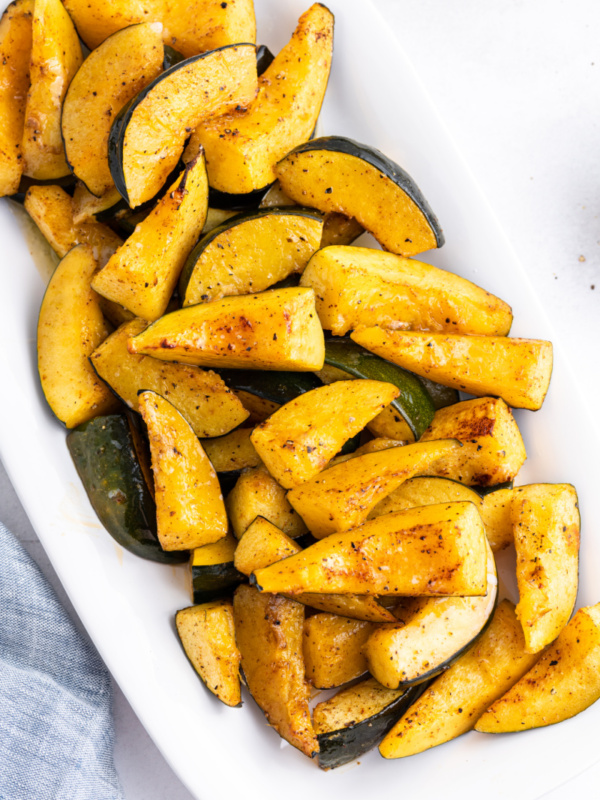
[[1, 1, 599, 798]]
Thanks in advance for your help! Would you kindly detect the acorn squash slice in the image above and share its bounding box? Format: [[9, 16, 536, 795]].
[[176, 601, 241, 707], [185, 3, 333, 196], [314, 677, 426, 769], [251, 502, 488, 598], [250, 380, 400, 490], [351, 328, 554, 411], [275, 136, 443, 257], [179, 207, 324, 307], [92, 153, 208, 321], [365, 536, 498, 688], [108, 43, 257, 207], [0, 0, 33, 197], [61, 22, 164, 198], [90, 318, 249, 438], [66, 414, 186, 564], [190, 532, 243, 605], [303, 613, 373, 690], [22, 0, 83, 180], [127, 287, 325, 371], [37, 244, 120, 428], [233, 584, 318, 758], [202, 428, 260, 473], [138, 390, 228, 551]]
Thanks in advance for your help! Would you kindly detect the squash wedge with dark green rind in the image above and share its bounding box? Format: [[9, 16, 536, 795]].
[[108, 43, 257, 207], [251, 502, 488, 597], [175, 601, 242, 707], [62, 22, 164, 198], [365, 536, 498, 688], [92, 153, 209, 321], [37, 244, 120, 428], [90, 319, 249, 438], [323, 337, 435, 440], [0, 0, 33, 197], [190, 533, 243, 605], [180, 206, 324, 306], [185, 4, 333, 197], [217, 369, 321, 407], [275, 136, 443, 257], [314, 677, 427, 769], [22, 0, 82, 180], [138, 390, 228, 551], [127, 287, 325, 371], [67, 415, 186, 564]]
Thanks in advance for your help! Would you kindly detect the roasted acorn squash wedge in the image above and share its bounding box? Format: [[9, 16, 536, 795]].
[[62, 22, 164, 198], [67, 414, 186, 564], [217, 369, 321, 408], [22, 0, 82, 180], [303, 613, 373, 689], [287, 439, 463, 538], [250, 379, 399, 489], [190, 532, 243, 605], [233, 584, 318, 758], [314, 677, 426, 769], [351, 328, 554, 411], [37, 244, 120, 428], [179, 207, 324, 306], [301, 245, 513, 336], [366, 536, 498, 688], [176, 601, 242, 707], [90, 319, 249, 438], [275, 136, 443, 257], [186, 3, 334, 196], [138, 390, 228, 551], [379, 600, 541, 759], [0, 0, 33, 197], [108, 43, 258, 207], [475, 603, 600, 733], [92, 153, 208, 320], [127, 287, 325, 371], [251, 502, 488, 597]]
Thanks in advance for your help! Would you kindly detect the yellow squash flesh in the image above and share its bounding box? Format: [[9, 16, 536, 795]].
[[287, 439, 462, 538], [233, 584, 318, 758], [37, 244, 119, 427], [202, 428, 260, 473], [71, 184, 123, 225], [120, 44, 257, 207], [138, 390, 228, 550], [22, 0, 82, 179], [181, 210, 324, 306], [475, 603, 600, 732], [62, 22, 164, 197], [92, 154, 208, 320], [512, 483, 580, 653], [250, 380, 399, 489], [252, 502, 488, 597], [187, 3, 334, 194], [300, 246, 513, 336], [303, 614, 373, 689], [420, 397, 527, 486], [379, 600, 540, 758], [176, 600, 241, 707], [351, 328, 553, 411], [90, 319, 249, 438], [480, 487, 515, 552], [0, 0, 33, 196]]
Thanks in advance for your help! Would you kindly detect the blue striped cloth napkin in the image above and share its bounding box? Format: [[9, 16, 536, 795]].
[[0, 522, 124, 800]]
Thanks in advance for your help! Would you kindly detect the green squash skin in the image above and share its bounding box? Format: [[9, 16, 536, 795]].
[[323, 337, 435, 440], [108, 43, 256, 205], [476, 480, 514, 497], [216, 368, 322, 407], [163, 45, 185, 70], [317, 682, 427, 770], [66, 415, 187, 564], [281, 136, 444, 249], [191, 562, 244, 604], [179, 205, 324, 301], [255, 44, 274, 76]]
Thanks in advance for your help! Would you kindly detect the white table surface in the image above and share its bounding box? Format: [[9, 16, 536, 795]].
[[1, 1, 599, 798]]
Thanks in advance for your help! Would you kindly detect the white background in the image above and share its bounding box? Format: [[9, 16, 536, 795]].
[[1, 1, 599, 798]]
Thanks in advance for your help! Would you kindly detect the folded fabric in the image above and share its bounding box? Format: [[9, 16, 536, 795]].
[[0, 522, 124, 800]]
